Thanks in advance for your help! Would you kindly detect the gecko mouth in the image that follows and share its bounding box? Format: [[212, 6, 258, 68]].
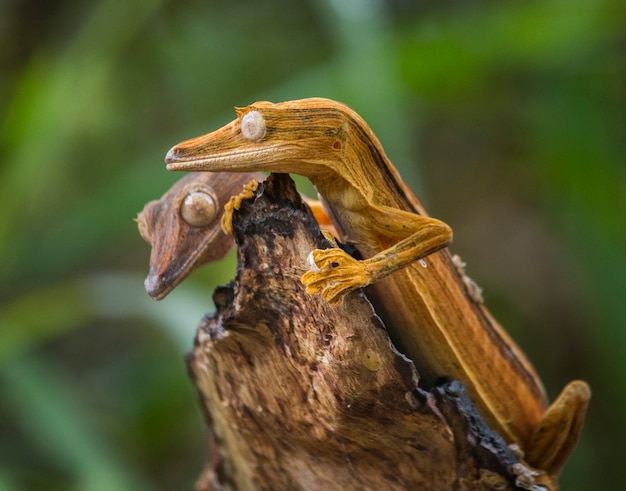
[[165, 146, 277, 172], [145, 246, 203, 300], [145, 225, 223, 300]]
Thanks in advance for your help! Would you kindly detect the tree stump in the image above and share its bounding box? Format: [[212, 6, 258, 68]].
[[187, 173, 529, 491]]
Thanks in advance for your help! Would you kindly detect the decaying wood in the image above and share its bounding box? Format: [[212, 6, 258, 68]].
[[187, 174, 534, 491]]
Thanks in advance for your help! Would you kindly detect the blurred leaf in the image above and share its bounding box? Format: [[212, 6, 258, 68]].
[[1, 269, 222, 362], [0, 470, 18, 491], [0, 281, 92, 362], [0, 0, 167, 290], [397, 0, 624, 99], [2, 356, 152, 491]]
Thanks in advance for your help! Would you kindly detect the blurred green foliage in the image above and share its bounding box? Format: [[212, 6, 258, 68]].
[[1, 0, 624, 489]]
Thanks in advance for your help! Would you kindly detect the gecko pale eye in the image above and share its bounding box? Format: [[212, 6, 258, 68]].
[[240, 110, 266, 141], [180, 190, 217, 227]]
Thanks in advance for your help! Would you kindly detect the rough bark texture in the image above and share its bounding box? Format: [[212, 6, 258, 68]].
[[187, 174, 527, 491]]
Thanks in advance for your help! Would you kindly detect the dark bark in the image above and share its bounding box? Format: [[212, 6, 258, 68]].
[[188, 173, 526, 491]]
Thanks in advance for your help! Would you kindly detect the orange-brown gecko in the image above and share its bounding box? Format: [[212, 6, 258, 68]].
[[164, 98, 590, 481]]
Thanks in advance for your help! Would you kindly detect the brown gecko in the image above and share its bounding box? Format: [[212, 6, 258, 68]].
[[137, 171, 335, 299]]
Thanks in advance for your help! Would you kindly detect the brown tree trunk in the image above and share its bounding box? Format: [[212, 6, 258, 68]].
[[187, 173, 526, 491]]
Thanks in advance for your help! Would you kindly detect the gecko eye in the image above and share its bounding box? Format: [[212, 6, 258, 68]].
[[240, 110, 266, 141], [180, 190, 217, 227]]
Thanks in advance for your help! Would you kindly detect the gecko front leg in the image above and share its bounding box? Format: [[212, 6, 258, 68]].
[[302, 207, 452, 305]]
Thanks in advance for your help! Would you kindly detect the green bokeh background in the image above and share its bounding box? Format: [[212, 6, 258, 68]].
[[1, 0, 624, 489]]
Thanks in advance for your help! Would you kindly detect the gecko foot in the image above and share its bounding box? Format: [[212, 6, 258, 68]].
[[302, 248, 372, 305], [221, 179, 259, 234], [525, 379, 591, 475]]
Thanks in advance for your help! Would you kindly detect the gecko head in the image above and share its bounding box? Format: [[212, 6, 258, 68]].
[[165, 98, 361, 179], [137, 173, 233, 300]]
